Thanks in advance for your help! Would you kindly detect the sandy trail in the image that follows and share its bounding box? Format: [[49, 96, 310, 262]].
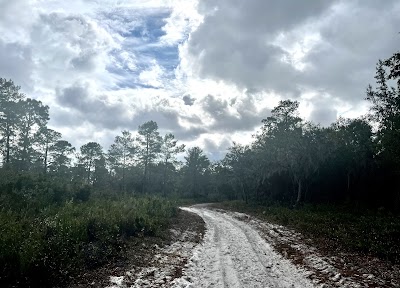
[[172, 206, 314, 288]]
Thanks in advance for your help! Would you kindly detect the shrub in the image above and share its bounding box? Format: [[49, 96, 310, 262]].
[[0, 196, 177, 287]]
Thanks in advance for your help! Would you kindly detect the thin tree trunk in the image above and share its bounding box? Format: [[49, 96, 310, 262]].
[[6, 133, 10, 164], [44, 143, 48, 174], [241, 181, 248, 204], [193, 169, 197, 198], [142, 135, 150, 194], [122, 155, 126, 194], [296, 179, 302, 205], [162, 159, 168, 197], [347, 172, 351, 192], [142, 161, 147, 194], [87, 159, 92, 184]]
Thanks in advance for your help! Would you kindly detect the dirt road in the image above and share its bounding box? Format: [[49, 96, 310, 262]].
[[103, 206, 397, 287], [172, 206, 313, 288]]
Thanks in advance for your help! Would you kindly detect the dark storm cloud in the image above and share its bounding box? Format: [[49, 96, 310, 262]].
[[55, 83, 129, 130]]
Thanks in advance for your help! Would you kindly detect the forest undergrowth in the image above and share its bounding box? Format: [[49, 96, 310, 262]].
[[0, 174, 177, 287]]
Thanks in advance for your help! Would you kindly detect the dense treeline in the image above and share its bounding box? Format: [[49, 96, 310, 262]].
[[216, 51, 400, 210], [1, 51, 400, 210]]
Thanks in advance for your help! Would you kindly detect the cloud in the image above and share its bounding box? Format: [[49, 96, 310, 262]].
[[185, 0, 400, 110], [183, 95, 195, 106], [300, 0, 400, 103], [185, 0, 337, 95], [200, 94, 270, 132], [309, 105, 337, 127], [203, 137, 231, 160], [0, 0, 36, 42], [0, 41, 33, 89], [30, 12, 116, 82], [55, 82, 130, 130], [1, 0, 399, 159]]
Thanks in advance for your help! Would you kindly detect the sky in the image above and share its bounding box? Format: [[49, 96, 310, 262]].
[[0, 0, 399, 160]]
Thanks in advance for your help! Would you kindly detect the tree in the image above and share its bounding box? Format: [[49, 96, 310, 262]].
[[15, 98, 49, 171], [160, 133, 185, 197], [330, 118, 374, 201], [78, 142, 103, 184], [366, 53, 400, 167], [137, 121, 162, 193], [0, 78, 24, 166], [92, 155, 109, 189], [49, 140, 75, 175], [35, 127, 61, 173], [108, 130, 135, 192], [183, 147, 210, 198], [223, 143, 257, 203], [257, 100, 305, 205]]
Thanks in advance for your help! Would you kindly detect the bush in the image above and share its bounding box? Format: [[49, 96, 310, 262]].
[[0, 196, 177, 287], [75, 185, 91, 202]]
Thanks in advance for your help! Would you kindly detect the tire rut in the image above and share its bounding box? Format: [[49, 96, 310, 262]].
[[173, 207, 314, 288]]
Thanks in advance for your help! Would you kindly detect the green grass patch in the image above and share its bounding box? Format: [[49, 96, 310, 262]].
[[0, 197, 177, 287], [215, 200, 400, 264]]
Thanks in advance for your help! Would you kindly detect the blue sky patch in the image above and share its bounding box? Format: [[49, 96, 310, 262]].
[[104, 9, 180, 86], [123, 11, 170, 41]]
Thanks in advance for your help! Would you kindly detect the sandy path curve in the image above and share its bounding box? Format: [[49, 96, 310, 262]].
[[172, 206, 314, 288]]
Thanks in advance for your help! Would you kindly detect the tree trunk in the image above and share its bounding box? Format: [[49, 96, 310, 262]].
[[122, 155, 126, 194], [347, 172, 351, 192], [241, 181, 248, 204], [6, 133, 10, 164], [162, 160, 167, 197], [142, 135, 150, 194], [296, 178, 302, 205], [87, 159, 92, 184], [44, 143, 48, 174]]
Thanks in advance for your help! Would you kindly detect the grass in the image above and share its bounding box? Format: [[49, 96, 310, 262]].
[[215, 200, 400, 264], [0, 196, 177, 287]]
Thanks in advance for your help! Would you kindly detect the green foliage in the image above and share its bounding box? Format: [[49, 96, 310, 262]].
[[0, 176, 176, 287], [366, 52, 400, 168], [78, 142, 104, 184], [75, 185, 91, 202], [182, 147, 211, 198]]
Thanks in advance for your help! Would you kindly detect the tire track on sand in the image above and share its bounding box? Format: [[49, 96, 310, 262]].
[[173, 207, 314, 288]]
